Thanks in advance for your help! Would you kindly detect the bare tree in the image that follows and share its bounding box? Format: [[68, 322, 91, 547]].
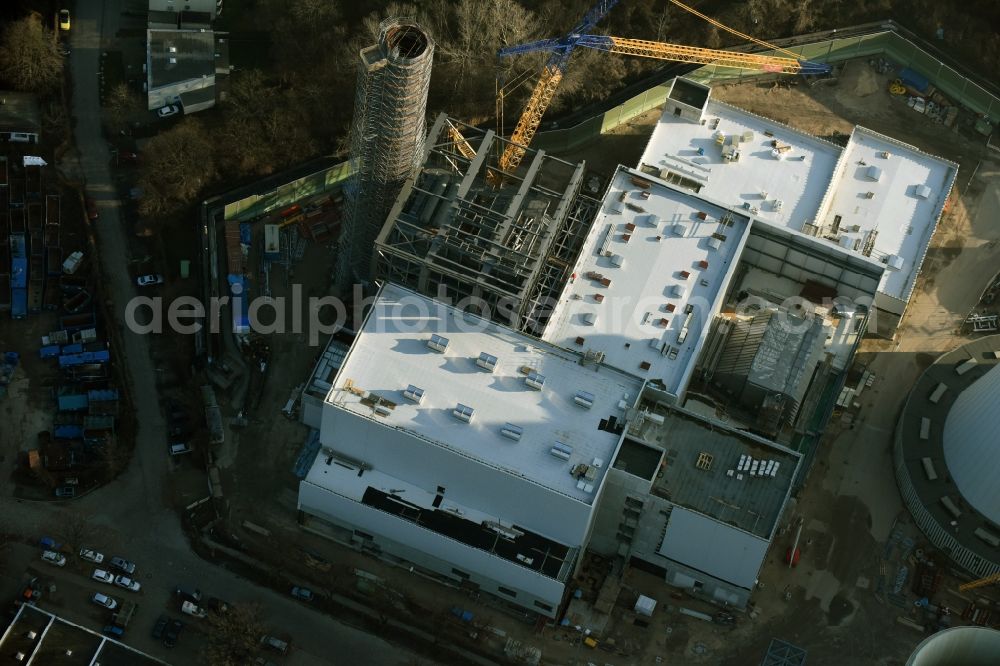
[[137, 118, 216, 217], [0, 14, 63, 92], [104, 82, 144, 135], [96, 435, 130, 479], [59, 513, 97, 555], [205, 602, 266, 666]]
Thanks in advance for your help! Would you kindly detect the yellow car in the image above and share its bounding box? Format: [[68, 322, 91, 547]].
[[59, 9, 71, 32]]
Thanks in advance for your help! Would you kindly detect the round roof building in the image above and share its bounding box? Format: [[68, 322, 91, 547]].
[[894, 335, 1000, 578], [905, 626, 1000, 666]]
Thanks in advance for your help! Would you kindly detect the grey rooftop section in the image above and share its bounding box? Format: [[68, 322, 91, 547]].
[[623, 400, 800, 540], [148, 29, 215, 88]]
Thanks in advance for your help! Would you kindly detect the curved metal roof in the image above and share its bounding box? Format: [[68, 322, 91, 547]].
[[944, 362, 1000, 526]]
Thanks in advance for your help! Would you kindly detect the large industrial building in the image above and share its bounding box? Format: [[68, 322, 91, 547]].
[[894, 334, 1000, 579], [635, 78, 957, 337], [299, 77, 960, 618], [298, 283, 645, 617]]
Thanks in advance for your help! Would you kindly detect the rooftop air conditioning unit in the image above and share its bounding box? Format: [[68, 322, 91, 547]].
[[427, 334, 449, 353], [574, 391, 595, 409], [500, 423, 523, 441], [550, 442, 572, 460], [403, 385, 424, 404], [476, 352, 498, 372], [453, 403, 474, 423], [525, 372, 545, 390], [374, 404, 391, 417], [168, 57, 177, 64]]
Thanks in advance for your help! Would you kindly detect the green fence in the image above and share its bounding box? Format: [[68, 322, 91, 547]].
[[222, 161, 352, 221], [533, 30, 999, 155]]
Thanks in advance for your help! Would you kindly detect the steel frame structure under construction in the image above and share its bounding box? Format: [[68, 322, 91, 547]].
[[338, 18, 434, 287], [373, 113, 596, 336]]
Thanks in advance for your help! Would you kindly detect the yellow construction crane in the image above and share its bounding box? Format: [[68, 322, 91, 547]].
[[489, 0, 830, 175], [958, 571, 1000, 592]]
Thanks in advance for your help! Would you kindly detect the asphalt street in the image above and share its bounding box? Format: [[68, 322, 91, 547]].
[[0, 3, 420, 664]]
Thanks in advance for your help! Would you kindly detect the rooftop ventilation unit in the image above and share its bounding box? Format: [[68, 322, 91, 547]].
[[476, 352, 498, 372], [403, 385, 424, 404], [168, 57, 177, 64], [707, 237, 722, 250], [885, 254, 904, 271], [671, 223, 685, 236], [583, 312, 598, 326], [671, 285, 687, 298], [525, 372, 545, 390], [427, 334, 449, 353], [866, 165, 882, 181], [610, 254, 625, 268], [168, 46, 177, 53], [374, 404, 392, 417], [453, 403, 475, 423], [574, 391, 595, 409], [500, 423, 523, 441], [914, 184, 931, 199], [550, 441, 573, 460]]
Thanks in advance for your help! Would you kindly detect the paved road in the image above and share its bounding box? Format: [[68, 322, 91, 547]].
[[0, 4, 417, 664]]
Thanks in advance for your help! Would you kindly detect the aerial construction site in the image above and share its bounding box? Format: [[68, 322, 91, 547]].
[[3, 1, 1000, 665]]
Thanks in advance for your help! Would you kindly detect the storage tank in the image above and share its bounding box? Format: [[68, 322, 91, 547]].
[[906, 627, 1000, 666]]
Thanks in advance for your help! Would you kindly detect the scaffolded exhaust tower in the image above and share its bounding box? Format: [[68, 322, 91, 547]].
[[338, 18, 434, 287]]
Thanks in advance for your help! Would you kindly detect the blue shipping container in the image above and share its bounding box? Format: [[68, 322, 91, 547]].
[[39, 345, 61, 359], [11, 289, 27, 319], [57, 395, 89, 411], [54, 424, 84, 439]]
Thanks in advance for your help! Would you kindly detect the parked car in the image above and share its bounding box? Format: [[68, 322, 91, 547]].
[[54, 485, 75, 498], [92, 569, 115, 584], [39, 537, 61, 550], [136, 274, 164, 287], [181, 600, 206, 618], [163, 619, 184, 648], [58, 9, 70, 31], [260, 635, 289, 655], [290, 586, 314, 602], [206, 597, 230, 614], [103, 625, 124, 638], [41, 551, 66, 567], [151, 615, 169, 640], [157, 105, 179, 118], [85, 197, 99, 220], [92, 593, 118, 610], [110, 557, 136, 574], [114, 575, 141, 592], [79, 548, 104, 564], [174, 585, 201, 603], [169, 442, 192, 456]]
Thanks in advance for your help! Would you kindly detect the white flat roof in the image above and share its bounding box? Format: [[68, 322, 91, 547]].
[[813, 127, 957, 302], [543, 167, 751, 399], [641, 99, 842, 232], [326, 283, 644, 504]]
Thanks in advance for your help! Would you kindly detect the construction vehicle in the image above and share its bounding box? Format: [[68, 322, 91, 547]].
[[958, 571, 1000, 592], [479, 0, 830, 176]]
